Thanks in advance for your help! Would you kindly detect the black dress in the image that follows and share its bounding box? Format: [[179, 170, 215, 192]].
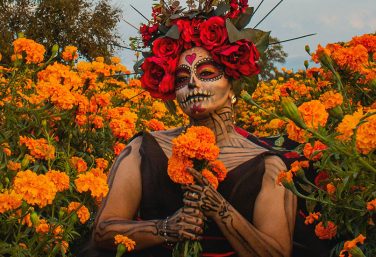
[[80, 131, 332, 257]]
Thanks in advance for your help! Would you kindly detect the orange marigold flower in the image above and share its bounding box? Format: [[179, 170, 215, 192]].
[[19, 136, 55, 160], [303, 141, 328, 161], [22, 213, 33, 227], [151, 101, 168, 119], [75, 114, 88, 126], [298, 100, 328, 130], [355, 113, 376, 154], [0, 190, 22, 214], [14, 170, 57, 208], [209, 160, 228, 182], [3, 147, 11, 156], [13, 38, 46, 64], [90, 167, 107, 180], [202, 169, 219, 189], [167, 155, 194, 185], [90, 115, 104, 129], [114, 234, 136, 252], [74, 172, 109, 199], [286, 121, 309, 143], [114, 142, 126, 155], [95, 158, 109, 170], [67, 202, 90, 224], [70, 157, 88, 173], [304, 212, 321, 225], [319, 91, 343, 109], [146, 119, 166, 131], [128, 79, 142, 87], [276, 170, 293, 186], [332, 44, 369, 72], [314, 221, 337, 240], [268, 118, 286, 130], [172, 126, 219, 161], [350, 34, 376, 53], [7, 161, 21, 171], [110, 56, 121, 64], [36, 219, 50, 234], [46, 170, 70, 192], [336, 109, 364, 141], [340, 234, 366, 257], [109, 112, 138, 141], [62, 45, 78, 61], [367, 199, 376, 211], [326, 183, 336, 195]]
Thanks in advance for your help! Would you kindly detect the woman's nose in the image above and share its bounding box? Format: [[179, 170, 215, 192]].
[[188, 75, 199, 89]]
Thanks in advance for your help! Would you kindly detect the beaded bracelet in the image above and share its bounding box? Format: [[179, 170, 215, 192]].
[[162, 216, 175, 247]]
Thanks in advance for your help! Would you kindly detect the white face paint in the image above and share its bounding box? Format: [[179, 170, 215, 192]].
[[175, 47, 232, 119]]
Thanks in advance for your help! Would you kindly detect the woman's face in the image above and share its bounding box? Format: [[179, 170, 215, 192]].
[[175, 47, 232, 119]]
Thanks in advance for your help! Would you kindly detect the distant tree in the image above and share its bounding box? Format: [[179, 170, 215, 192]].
[[0, 0, 122, 62], [258, 36, 288, 80]]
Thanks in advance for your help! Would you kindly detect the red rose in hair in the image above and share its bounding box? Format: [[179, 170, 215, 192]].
[[175, 19, 202, 49], [211, 40, 260, 79], [140, 56, 177, 100], [200, 17, 227, 50], [140, 24, 159, 47], [152, 37, 181, 59]]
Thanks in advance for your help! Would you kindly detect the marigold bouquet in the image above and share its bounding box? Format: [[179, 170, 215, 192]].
[[241, 33, 376, 256], [168, 126, 228, 257]]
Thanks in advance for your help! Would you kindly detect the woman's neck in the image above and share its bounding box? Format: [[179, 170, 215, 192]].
[[189, 106, 237, 146]]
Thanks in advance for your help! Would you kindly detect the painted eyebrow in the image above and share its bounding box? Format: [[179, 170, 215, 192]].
[[176, 64, 191, 72]]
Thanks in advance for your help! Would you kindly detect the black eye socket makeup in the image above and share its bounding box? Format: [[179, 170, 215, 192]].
[[194, 58, 224, 82], [175, 64, 191, 90]]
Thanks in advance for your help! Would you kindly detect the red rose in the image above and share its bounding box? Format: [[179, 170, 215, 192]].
[[200, 17, 227, 50], [140, 56, 177, 100], [175, 19, 202, 49], [152, 37, 181, 59], [140, 24, 159, 47], [211, 40, 260, 79]]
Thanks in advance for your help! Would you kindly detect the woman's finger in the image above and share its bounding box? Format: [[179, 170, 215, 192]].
[[183, 198, 200, 208], [181, 215, 204, 227], [186, 167, 208, 186], [183, 190, 201, 201]]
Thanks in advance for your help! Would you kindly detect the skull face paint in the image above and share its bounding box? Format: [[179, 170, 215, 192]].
[[175, 47, 232, 119]]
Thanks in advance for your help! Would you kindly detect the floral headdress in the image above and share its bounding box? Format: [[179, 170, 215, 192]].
[[137, 0, 270, 101]]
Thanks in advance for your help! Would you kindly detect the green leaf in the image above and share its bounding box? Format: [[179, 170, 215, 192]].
[[165, 25, 180, 39], [214, 2, 230, 16], [242, 75, 259, 94], [306, 199, 317, 213], [275, 136, 285, 147], [256, 31, 271, 53], [233, 7, 254, 30], [133, 58, 144, 74], [226, 19, 269, 45]]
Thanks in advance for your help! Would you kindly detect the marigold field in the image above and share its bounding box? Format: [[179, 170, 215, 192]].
[[0, 34, 375, 256]]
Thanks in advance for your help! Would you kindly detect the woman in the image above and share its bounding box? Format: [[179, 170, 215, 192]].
[[87, 45, 297, 257]]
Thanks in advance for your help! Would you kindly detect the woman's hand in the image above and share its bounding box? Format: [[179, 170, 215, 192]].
[[158, 206, 205, 243], [182, 167, 229, 219]]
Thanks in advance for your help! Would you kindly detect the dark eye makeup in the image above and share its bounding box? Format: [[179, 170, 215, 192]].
[[194, 58, 223, 82], [175, 65, 191, 90]]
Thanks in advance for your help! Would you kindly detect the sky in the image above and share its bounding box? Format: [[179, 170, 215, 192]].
[[111, 0, 376, 72]]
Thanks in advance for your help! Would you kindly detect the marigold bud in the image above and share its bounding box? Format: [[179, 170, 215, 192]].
[[116, 244, 126, 257], [281, 97, 306, 128], [51, 44, 59, 57], [30, 212, 40, 226], [21, 156, 30, 170], [349, 246, 366, 257], [304, 60, 309, 69], [305, 45, 310, 54]]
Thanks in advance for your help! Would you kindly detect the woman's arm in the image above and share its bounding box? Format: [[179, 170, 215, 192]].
[[93, 136, 204, 251], [184, 155, 297, 257]]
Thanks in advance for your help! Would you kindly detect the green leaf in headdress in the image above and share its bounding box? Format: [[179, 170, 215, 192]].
[[232, 7, 254, 30], [133, 58, 145, 74], [226, 19, 269, 45], [164, 100, 177, 115], [256, 30, 271, 53], [214, 2, 230, 16], [165, 25, 180, 39]]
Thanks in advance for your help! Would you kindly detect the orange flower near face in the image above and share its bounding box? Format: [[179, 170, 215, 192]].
[[326, 183, 336, 195], [62, 45, 78, 61], [304, 212, 321, 225], [13, 38, 46, 64], [145, 119, 166, 131], [70, 157, 88, 173], [74, 172, 109, 199], [303, 141, 328, 161], [319, 91, 343, 109], [167, 155, 194, 185], [298, 100, 328, 130], [355, 113, 376, 154], [13, 170, 57, 208], [268, 118, 286, 130], [202, 169, 219, 189], [314, 221, 337, 240], [113, 142, 126, 155], [46, 170, 70, 192], [95, 158, 109, 170], [7, 161, 21, 171], [209, 160, 228, 182], [67, 202, 90, 224], [367, 199, 376, 211], [19, 136, 55, 160], [109, 112, 138, 141], [114, 234, 136, 252], [0, 190, 22, 214]]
